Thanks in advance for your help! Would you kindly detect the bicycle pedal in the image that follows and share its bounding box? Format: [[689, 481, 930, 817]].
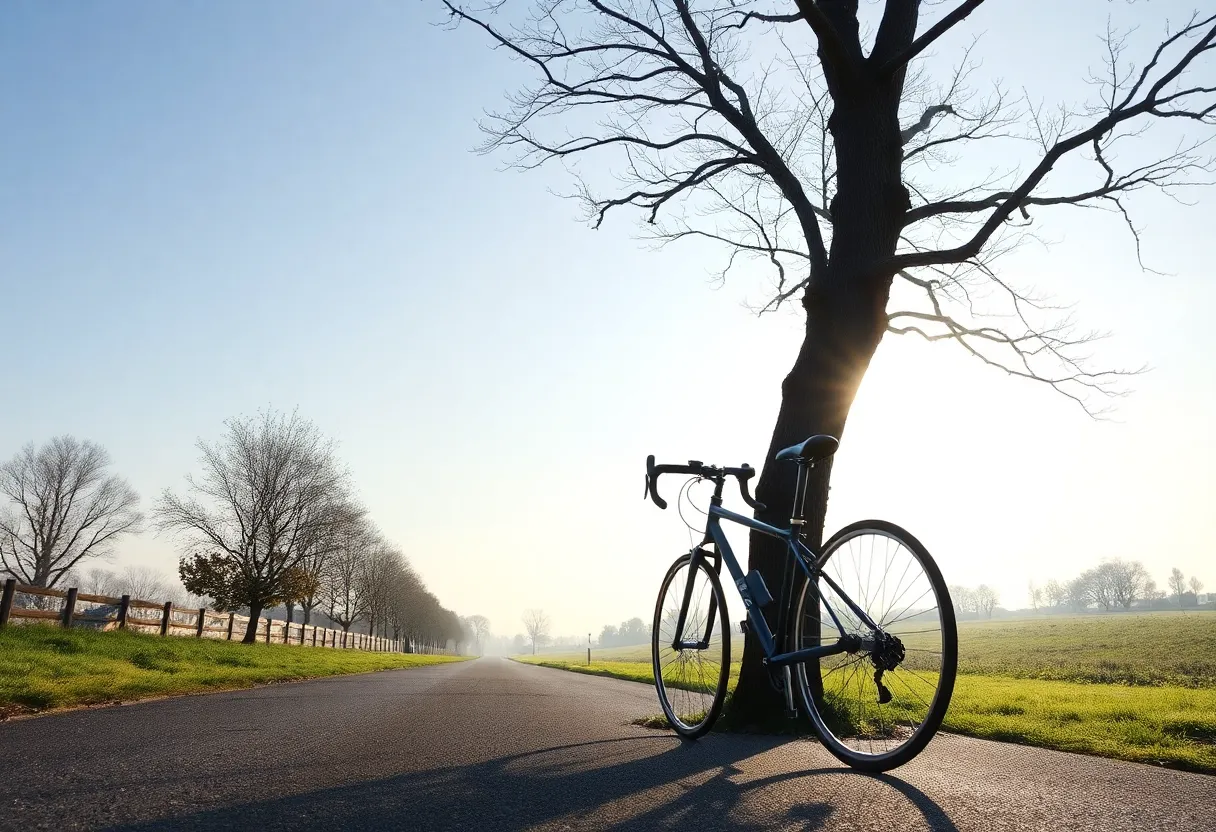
[[739, 619, 749, 635], [784, 708, 798, 720]]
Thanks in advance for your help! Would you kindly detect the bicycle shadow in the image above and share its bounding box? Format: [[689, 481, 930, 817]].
[[108, 734, 959, 831]]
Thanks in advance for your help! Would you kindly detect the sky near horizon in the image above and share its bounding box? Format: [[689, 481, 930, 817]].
[[2, 1, 1213, 642]]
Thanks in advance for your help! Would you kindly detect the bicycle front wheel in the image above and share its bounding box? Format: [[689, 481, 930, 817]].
[[791, 520, 957, 771], [651, 552, 730, 739]]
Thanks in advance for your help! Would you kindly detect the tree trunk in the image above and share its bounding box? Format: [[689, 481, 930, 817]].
[[302, 602, 312, 626], [727, 77, 908, 725], [727, 293, 883, 723], [285, 602, 294, 625], [242, 605, 263, 644]]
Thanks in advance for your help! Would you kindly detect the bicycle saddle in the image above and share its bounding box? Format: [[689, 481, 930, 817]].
[[774, 434, 839, 462]]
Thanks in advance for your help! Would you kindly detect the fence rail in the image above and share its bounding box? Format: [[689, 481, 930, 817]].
[[0, 578, 421, 654]]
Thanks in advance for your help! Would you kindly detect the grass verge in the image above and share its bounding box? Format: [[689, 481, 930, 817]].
[[515, 655, 1216, 774], [0, 624, 469, 719]]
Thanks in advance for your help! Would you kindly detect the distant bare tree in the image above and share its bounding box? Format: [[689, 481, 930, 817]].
[[522, 608, 551, 655], [0, 436, 142, 588], [118, 565, 175, 602], [1067, 573, 1095, 612], [975, 585, 998, 618], [1080, 566, 1116, 611], [296, 502, 364, 626], [1043, 579, 1066, 609], [360, 540, 406, 637], [157, 410, 348, 643], [1028, 581, 1042, 611], [84, 567, 123, 598], [322, 517, 377, 635], [1096, 559, 1150, 610], [466, 614, 491, 655], [948, 585, 976, 617], [1168, 567, 1187, 608], [1189, 576, 1204, 596]]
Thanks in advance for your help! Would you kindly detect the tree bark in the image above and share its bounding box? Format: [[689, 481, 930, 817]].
[[242, 605, 263, 644]]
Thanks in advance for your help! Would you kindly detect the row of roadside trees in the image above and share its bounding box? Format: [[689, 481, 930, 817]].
[[0, 411, 465, 647]]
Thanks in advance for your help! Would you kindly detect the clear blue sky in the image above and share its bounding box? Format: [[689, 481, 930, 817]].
[[2, 1, 1213, 640]]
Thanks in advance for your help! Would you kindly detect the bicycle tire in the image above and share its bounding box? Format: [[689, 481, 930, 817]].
[[790, 520, 957, 771], [651, 552, 731, 739]]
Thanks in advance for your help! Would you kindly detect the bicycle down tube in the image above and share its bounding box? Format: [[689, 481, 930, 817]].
[[671, 501, 883, 668]]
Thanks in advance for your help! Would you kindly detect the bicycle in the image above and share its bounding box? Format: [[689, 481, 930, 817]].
[[644, 434, 957, 771]]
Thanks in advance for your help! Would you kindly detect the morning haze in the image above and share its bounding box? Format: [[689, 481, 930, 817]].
[[1, 0, 1212, 644], [3, 2, 1216, 825]]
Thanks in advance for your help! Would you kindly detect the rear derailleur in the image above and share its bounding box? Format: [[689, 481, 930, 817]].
[[870, 631, 906, 704]]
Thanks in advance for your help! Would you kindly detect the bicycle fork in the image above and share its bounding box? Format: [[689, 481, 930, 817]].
[[670, 547, 719, 650]]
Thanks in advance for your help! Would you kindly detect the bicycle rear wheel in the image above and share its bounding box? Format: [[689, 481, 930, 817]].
[[651, 552, 730, 739], [790, 520, 957, 771]]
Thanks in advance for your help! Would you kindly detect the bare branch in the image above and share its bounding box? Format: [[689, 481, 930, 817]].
[[877, 0, 988, 77], [890, 13, 1216, 272], [888, 270, 1143, 417], [728, 9, 802, 30], [901, 104, 955, 145]]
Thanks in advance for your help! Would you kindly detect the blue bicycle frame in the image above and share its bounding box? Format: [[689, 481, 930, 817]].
[[671, 487, 883, 668]]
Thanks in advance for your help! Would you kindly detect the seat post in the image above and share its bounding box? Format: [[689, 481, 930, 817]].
[[789, 461, 812, 535]]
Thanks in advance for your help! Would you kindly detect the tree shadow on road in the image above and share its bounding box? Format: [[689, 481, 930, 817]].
[[109, 734, 957, 831]]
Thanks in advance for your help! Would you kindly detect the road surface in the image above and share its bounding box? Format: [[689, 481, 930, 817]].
[[1, 657, 1211, 830]]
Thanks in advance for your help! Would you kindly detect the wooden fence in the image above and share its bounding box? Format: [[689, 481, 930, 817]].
[[0, 578, 411, 653]]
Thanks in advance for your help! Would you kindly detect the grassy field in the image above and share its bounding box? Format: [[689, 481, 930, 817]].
[[0, 625, 468, 718], [517, 611, 1216, 773]]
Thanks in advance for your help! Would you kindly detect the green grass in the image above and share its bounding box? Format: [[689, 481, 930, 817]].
[[517, 611, 1216, 773], [0, 625, 469, 718], [951, 612, 1216, 687]]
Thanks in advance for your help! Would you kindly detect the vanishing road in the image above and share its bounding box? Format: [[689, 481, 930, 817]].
[[1, 657, 1211, 830]]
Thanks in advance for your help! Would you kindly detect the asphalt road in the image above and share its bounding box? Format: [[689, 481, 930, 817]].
[[1, 657, 1211, 830]]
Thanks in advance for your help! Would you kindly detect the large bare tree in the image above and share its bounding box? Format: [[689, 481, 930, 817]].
[[0, 436, 142, 587], [447, 0, 1216, 717], [157, 410, 348, 642]]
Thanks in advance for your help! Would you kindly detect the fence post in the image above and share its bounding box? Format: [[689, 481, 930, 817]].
[[160, 602, 172, 636], [196, 608, 206, 638], [311, 625, 317, 647], [283, 621, 290, 645], [117, 594, 130, 630], [62, 587, 79, 629], [264, 617, 272, 644], [0, 579, 16, 627], [227, 613, 235, 640]]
